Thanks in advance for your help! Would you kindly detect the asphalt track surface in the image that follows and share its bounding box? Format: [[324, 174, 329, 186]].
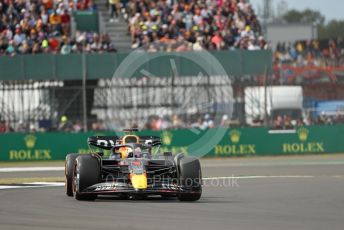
[[1, 155, 344, 230]]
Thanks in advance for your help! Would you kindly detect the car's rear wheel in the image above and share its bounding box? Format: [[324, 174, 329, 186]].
[[65, 153, 79, 196], [176, 156, 202, 201], [73, 155, 100, 201]]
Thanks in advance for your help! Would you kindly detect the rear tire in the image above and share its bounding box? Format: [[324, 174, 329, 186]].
[[73, 155, 100, 201], [65, 153, 79, 196], [176, 156, 202, 202]]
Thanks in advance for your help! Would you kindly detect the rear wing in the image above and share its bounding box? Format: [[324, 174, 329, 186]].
[[87, 136, 161, 150]]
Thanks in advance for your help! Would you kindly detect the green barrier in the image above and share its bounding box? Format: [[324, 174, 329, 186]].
[[0, 50, 272, 81], [73, 11, 99, 32], [0, 125, 343, 161]]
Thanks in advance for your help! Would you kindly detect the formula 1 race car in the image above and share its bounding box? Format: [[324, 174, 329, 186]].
[[65, 129, 202, 201]]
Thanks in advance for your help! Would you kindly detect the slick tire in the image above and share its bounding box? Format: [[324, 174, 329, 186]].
[[65, 153, 79, 196], [73, 155, 100, 201], [177, 156, 202, 202]]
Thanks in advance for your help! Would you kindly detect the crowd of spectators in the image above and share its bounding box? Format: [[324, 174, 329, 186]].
[[0, 0, 270, 55], [273, 37, 344, 67], [270, 111, 344, 130], [141, 113, 231, 130], [125, 0, 268, 51], [0, 115, 107, 133], [272, 115, 304, 130], [0, 0, 116, 55], [312, 111, 344, 125], [2, 111, 344, 133], [0, 113, 231, 133]]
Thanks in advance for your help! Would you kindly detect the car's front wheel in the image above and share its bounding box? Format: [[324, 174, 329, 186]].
[[73, 155, 100, 201], [65, 153, 79, 196], [176, 156, 202, 201]]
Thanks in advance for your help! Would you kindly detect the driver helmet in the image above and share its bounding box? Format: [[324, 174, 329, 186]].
[[133, 147, 142, 158]]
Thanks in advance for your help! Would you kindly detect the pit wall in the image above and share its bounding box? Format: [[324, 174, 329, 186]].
[[1, 125, 343, 161]]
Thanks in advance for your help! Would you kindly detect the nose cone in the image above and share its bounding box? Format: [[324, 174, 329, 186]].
[[130, 173, 147, 189]]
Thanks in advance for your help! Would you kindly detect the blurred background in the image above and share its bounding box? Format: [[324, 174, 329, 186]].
[[0, 0, 343, 134]]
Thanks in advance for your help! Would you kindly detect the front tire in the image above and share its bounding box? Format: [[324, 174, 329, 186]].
[[65, 153, 79, 196], [176, 156, 202, 201], [73, 155, 100, 201]]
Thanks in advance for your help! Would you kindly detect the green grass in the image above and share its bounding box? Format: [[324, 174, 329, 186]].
[[0, 161, 64, 167]]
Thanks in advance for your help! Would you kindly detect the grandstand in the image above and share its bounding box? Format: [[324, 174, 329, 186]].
[[0, 0, 267, 54], [0, 0, 115, 55]]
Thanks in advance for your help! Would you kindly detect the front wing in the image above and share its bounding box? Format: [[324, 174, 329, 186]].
[[80, 182, 200, 195]]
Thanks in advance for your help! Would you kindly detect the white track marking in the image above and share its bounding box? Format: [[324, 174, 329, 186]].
[[0, 182, 64, 190], [0, 186, 34, 189], [203, 175, 315, 180], [202, 161, 344, 168], [0, 167, 64, 172], [28, 182, 64, 185]]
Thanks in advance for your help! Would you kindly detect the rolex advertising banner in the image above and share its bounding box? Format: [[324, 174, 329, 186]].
[[0, 125, 344, 161]]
